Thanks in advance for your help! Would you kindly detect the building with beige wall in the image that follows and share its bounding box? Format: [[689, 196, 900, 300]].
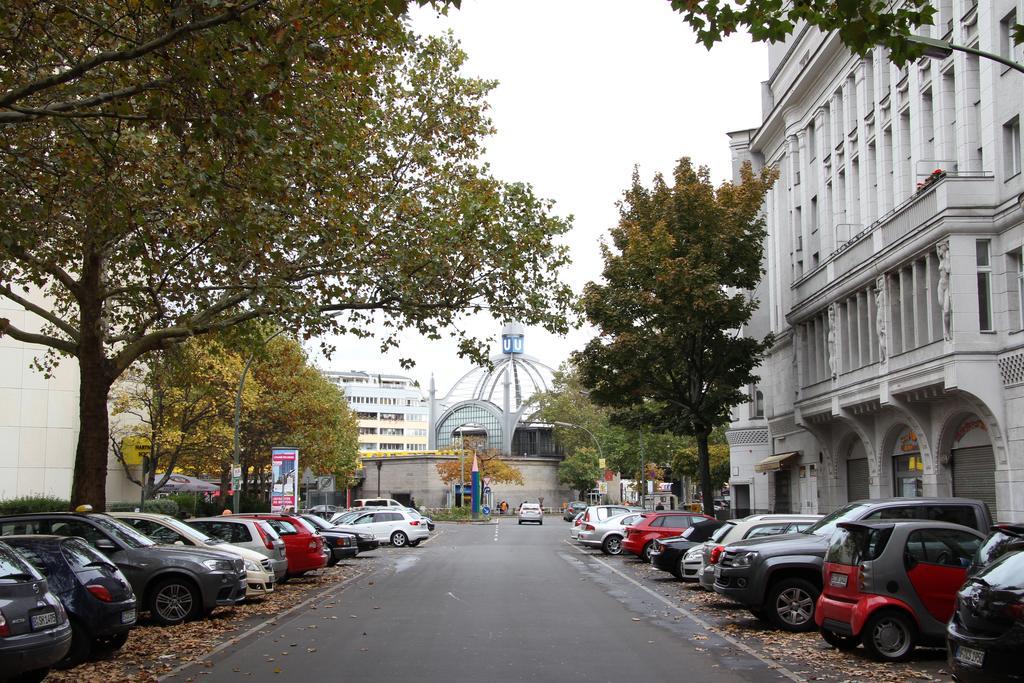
[[727, 1, 1024, 522], [322, 370, 429, 454]]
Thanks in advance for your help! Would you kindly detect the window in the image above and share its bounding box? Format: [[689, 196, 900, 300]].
[[358, 427, 377, 435], [905, 529, 981, 567], [380, 443, 404, 450], [808, 122, 817, 160], [1000, 10, 1018, 62], [977, 240, 994, 331], [1004, 116, 1021, 177], [754, 390, 764, 418], [745, 523, 789, 539], [1015, 249, 1024, 329]]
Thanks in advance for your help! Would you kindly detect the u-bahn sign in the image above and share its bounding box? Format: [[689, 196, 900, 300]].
[[502, 334, 524, 354]]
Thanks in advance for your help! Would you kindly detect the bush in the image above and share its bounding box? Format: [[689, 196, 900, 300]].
[[429, 507, 490, 522], [0, 495, 70, 514], [108, 499, 181, 515], [166, 493, 222, 518]]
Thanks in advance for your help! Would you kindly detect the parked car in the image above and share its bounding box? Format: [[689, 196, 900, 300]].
[[297, 515, 358, 565], [187, 517, 288, 581], [816, 520, 984, 661], [712, 498, 992, 632], [622, 511, 715, 562], [580, 505, 637, 526], [403, 508, 435, 531], [577, 511, 647, 555], [306, 505, 338, 516], [563, 502, 588, 521], [0, 513, 247, 626], [518, 503, 543, 525], [0, 539, 72, 681], [968, 522, 1024, 576], [352, 498, 406, 509], [233, 514, 327, 577], [649, 519, 727, 579], [111, 513, 275, 598], [334, 509, 429, 547], [569, 512, 586, 540], [4, 535, 136, 668], [697, 515, 822, 591], [947, 546, 1024, 681], [329, 510, 364, 526]]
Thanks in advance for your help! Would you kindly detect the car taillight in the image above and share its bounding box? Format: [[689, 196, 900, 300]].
[[858, 564, 867, 591], [1006, 599, 1024, 621], [583, 511, 590, 522], [709, 545, 724, 564], [87, 584, 113, 602], [582, 524, 594, 532], [410, 520, 420, 526], [255, 524, 275, 550], [0, 610, 8, 637], [308, 539, 318, 550], [574, 517, 582, 526]]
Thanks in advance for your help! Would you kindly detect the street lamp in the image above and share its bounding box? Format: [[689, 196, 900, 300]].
[[907, 34, 1024, 75], [552, 421, 606, 503]]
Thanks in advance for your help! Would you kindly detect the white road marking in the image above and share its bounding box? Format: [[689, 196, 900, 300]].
[[420, 529, 444, 546], [563, 540, 804, 683], [447, 591, 462, 601]]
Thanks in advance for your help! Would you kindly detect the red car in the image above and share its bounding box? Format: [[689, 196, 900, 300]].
[[621, 511, 715, 561], [235, 514, 326, 578]]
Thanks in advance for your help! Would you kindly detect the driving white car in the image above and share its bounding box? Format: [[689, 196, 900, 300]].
[[518, 503, 543, 525], [334, 509, 429, 547]]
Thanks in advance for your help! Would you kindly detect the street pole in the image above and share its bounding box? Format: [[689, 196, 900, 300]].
[[552, 421, 605, 501], [639, 430, 645, 509], [907, 34, 1024, 75], [376, 460, 383, 497], [231, 328, 285, 513]]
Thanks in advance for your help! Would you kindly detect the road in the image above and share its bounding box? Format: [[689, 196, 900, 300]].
[[170, 518, 797, 682]]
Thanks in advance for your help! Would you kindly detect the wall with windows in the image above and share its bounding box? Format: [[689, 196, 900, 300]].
[[322, 370, 428, 453], [727, 0, 1024, 522]]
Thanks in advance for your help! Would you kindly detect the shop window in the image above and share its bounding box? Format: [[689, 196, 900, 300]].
[[977, 240, 993, 331]]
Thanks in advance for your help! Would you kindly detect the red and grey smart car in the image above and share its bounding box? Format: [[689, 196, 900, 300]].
[[816, 519, 984, 661]]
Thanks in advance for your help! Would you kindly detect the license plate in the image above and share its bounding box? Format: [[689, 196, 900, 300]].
[[30, 611, 57, 630], [956, 645, 985, 667], [829, 573, 848, 588], [121, 609, 136, 624]]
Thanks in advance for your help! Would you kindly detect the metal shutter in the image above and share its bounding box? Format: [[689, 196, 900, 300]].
[[846, 458, 870, 502], [773, 470, 792, 513], [951, 446, 997, 514]]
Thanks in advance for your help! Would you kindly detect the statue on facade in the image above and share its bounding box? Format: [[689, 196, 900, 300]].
[[937, 241, 952, 341], [874, 276, 887, 363], [827, 303, 838, 379]]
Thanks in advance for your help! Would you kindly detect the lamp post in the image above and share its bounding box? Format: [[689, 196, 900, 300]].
[[231, 328, 285, 513], [907, 35, 1024, 75], [552, 421, 605, 503], [376, 460, 383, 497]]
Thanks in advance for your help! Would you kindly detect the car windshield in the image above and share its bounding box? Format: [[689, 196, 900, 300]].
[[975, 547, 1024, 586], [0, 543, 45, 582], [710, 523, 735, 542], [155, 516, 220, 544], [302, 515, 331, 530], [802, 503, 870, 537], [292, 517, 317, 534], [257, 521, 281, 540], [90, 515, 155, 548]]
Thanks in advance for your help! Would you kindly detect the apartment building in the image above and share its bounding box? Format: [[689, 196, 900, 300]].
[[322, 371, 428, 454], [727, 0, 1024, 522]]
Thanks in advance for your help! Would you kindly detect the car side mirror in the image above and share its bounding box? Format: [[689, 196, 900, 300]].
[[94, 538, 117, 552]]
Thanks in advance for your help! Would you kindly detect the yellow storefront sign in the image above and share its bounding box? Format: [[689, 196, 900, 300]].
[[121, 436, 152, 466]]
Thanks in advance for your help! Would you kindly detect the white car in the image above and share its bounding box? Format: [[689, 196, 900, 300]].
[[352, 498, 406, 509], [569, 511, 586, 539], [696, 514, 821, 590], [112, 512, 276, 598], [518, 503, 543, 525], [577, 511, 646, 555], [335, 509, 429, 547]]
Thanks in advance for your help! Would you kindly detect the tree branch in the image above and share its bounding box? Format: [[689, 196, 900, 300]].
[[0, 284, 81, 340], [0, 317, 77, 355]]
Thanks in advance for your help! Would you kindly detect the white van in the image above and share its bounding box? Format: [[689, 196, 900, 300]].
[[353, 498, 405, 508]]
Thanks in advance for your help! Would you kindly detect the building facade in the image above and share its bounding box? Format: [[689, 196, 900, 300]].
[[727, 1, 1024, 522], [322, 371, 429, 454]]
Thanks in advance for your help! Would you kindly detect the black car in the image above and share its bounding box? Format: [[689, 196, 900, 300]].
[[968, 523, 1024, 576], [0, 540, 72, 682], [4, 536, 136, 668], [649, 519, 726, 579], [299, 515, 359, 565], [947, 548, 1024, 681]]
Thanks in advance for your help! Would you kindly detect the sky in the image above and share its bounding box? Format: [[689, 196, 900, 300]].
[[311, 0, 767, 393]]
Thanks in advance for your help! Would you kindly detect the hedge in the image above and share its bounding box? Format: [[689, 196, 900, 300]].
[[0, 495, 70, 514], [108, 499, 180, 516]]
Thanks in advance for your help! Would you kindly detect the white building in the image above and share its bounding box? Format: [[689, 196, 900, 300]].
[[727, 1, 1024, 522], [322, 371, 428, 454]]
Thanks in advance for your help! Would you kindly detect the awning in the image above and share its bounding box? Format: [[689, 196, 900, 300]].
[[754, 452, 799, 473]]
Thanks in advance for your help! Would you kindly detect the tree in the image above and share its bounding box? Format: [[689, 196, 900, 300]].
[[558, 448, 601, 500], [667, 0, 951, 63], [574, 158, 776, 515], [0, 6, 571, 507], [434, 437, 523, 487]]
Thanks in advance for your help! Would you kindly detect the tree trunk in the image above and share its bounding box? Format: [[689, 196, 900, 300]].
[[71, 348, 114, 509], [696, 428, 715, 517]]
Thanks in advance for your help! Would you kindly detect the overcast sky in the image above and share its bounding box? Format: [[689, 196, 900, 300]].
[[312, 0, 767, 393]]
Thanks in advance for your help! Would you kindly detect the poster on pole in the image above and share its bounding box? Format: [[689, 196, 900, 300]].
[[271, 447, 299, 512]]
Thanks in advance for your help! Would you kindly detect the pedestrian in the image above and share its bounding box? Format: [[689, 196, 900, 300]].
[[221, 508, 232, 516]]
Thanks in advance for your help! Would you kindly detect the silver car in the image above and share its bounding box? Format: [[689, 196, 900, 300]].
[[518, 503, 543, 525], [697, 515, 821, 590], [577, 511, 646, 555], [188, 517, 289, 581]]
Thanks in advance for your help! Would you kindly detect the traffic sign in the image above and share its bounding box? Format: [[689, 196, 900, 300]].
[[482, 505, 491, 515], [484, 486, 491, 495]]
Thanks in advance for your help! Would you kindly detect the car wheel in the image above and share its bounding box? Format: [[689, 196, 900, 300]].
[[861, 610, 917, 662], [148, 576, 201, 626], [821, 628, 859, 651], [602, 535, 623, 556], [11, 669, 50, 683], [57, 620, 91, 669], [518, 520, 522, 525], [391, 530, 408, 547], [766, 577, 819, 632], [94, 631, 129, 653], [641, 542, 654, 562]]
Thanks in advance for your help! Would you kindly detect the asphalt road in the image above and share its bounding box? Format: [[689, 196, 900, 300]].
[[170, 518, 796, 682]]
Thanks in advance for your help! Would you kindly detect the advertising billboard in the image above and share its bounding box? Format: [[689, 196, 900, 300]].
[[271, 447, 299, 512]]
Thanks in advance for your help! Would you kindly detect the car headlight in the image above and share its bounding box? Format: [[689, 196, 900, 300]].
[[202, 559, 236, 572], [684, 547, 702, 561], [731, 551, 759, 567], [244, 559, 260, 572]]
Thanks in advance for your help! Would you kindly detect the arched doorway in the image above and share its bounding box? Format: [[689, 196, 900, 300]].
[[950, 417, 996, 513], [844, 439, 869, 502], [891, 427, 924, 498]]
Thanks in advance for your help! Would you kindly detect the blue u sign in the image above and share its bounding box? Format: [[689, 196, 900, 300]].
[[502, 334, 524, 354]]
